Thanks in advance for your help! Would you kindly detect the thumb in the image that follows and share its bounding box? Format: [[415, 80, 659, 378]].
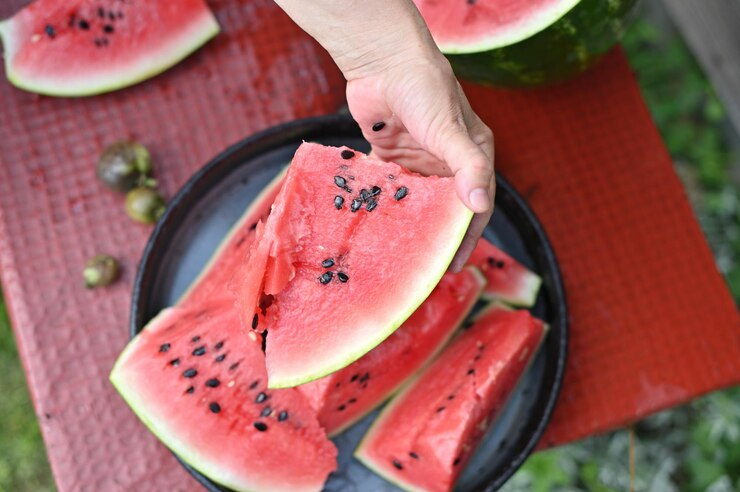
[[437, 126, 494, 214]]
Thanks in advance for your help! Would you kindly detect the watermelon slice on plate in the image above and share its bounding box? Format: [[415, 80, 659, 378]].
[[235, 143, 473, 388], [0, 0, 219, 96], [298, 266, 486, 436], [469, 238, 541, 306], [355, 304, 548, 492], [110, 299, 337, 492]]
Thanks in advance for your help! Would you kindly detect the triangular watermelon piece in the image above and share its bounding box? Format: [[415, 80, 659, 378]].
[[235, 143, 473, 388], [468, 239, 542, 306]]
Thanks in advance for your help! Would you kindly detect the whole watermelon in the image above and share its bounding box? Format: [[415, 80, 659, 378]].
[[414, 0, 640, 87]]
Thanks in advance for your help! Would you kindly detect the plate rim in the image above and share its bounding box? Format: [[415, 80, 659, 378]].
[[129, 114, 568, 492]]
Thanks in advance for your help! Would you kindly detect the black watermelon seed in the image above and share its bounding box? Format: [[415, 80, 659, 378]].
[[436, 406, 446, 413], [370, 186, 382, 196], [333, 176, 347, 189], [366, 200, 378, 212], [169, 358, 180, 367], [447, 394, 455, 400], [44, 24, 56, 38], [337, 272, 349, 283], [183, 368, 197, 378], [359, 372, 370, 383], [108, 11, 116, 21], [372, 122, 386, 132], [249, 222, 258, 230], [255, 392, 268, 404], [103, 24, 114, 34], [215, 354, 226, 363], [350, 198, 362, 212], [249, 380, 260, 389], [252, 313, 259, 329], [192, 346, 206, 356], [359, 189, 370, 202], [394, 187, 409, 201], [497, 261, 505, 268], [192, 335, 201, 342], [159, 343, 171, 353], [185, 386, 195, 394], [392, 459, 403, 470], [209, 402, 221, 414], [348, 398, 357, 404], [338, 405, 346, 411], [261, 331, 268, 353], [229, 362, 240, 371], [350, 374, 359, 382], [78, 19, 90, 30], [340, 150, 355, 159], [260, 406, 272, 417], [409, 452, 419, 459], [278, 410, 288, 422], [453, 457, 461, 466], [321, 258, 335, 268], [474, 354, 481, 361], [319, 272, 333, 284], [97, 7, 105, 18], [334, 195, 344, 210], [467, 369, 475, 375], [215, 341, 224, 350], [344, 185, 353, 193], [254, 422, 268, 432], [205, 378, 220, 388]]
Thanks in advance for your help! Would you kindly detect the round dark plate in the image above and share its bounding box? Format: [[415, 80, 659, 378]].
[[131, 115, 567, 492]]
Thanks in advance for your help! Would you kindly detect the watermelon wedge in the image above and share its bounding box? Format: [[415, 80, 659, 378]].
[[110, 299, 337, 492], [235, 143, 473, 388], [298, 266, 485, 436], [355, 304, 547, 492], [0, 0, 220, 96], [178, 169, 286, 309], [469, 239, 541, 306]]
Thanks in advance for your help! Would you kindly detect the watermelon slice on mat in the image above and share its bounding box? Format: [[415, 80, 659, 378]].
[[110, 299, 337, 492], [235, 143, 473, 388], [0, 0, 220, 96], [469, 239, 541, 306], [298, 266, 485, 436], [355, 304, 547, 492]]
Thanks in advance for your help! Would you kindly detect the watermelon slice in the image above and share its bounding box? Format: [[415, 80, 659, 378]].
[[298, 266, 485, 436], [469, 239, 541, 306], [235, 143, 473, 388], [355, 304, 547, 492], [412, 0, 639, 86], [110, 299, 337, 492], [0, 0, 220, 96], [178, 169, 286, 309]]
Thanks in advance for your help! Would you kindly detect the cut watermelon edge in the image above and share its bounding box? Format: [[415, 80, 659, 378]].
[[0, 10, 220, 97], [482, 269, 542, 308], [434, 0, 581, 55], [326, 265, 487, 438], [267, 206, 475, 389]]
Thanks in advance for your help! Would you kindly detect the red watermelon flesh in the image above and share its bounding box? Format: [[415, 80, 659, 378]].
[[178, 170, 285, 309], [110, 299, 337, 492], [235, 143, 473, 388], [0, 0, 219, 96], [298, 266, 485, 436], [355, 305, 547, 492], [469, 239, 542, 306]]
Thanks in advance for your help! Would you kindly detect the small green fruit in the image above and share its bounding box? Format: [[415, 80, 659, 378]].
[[125, 187, 166, 224], [84, 255, 120, 289], [97, 141, 153, 192]]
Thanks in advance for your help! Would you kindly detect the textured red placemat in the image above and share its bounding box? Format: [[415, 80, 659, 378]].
[[0, 1, 738, 491]]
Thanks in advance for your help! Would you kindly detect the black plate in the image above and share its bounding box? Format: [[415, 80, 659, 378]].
[[130, 115, 568, 492]]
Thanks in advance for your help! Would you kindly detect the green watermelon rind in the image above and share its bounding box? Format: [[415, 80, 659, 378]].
[[435, 0, 582, 54], [109, 308, 256, 492], [326, 266, 487, 437], [483, 269, 542, 308], [354, 303, 549, 492], [436, 0, 640, 86], [269, 205, 474, 389], [176, 168, 287, 306], [0, 11, 220, 97]]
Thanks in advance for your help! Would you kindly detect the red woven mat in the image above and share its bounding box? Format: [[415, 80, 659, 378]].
[[0, 0, 737, 490]]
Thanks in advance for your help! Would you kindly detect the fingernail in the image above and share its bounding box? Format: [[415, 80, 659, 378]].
[[468, 188, 490, 213]]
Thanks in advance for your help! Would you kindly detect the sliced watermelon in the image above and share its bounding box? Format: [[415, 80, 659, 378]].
[[178, 169, 286, 309], [413, 0, 639, 86], [469, 239, 541, 306], [355, 304, 547, 492], [235, 143, 473, 388], [110, 299, 337, 492], [298, 266, 485, 436], [0, 0, 220, 96]]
